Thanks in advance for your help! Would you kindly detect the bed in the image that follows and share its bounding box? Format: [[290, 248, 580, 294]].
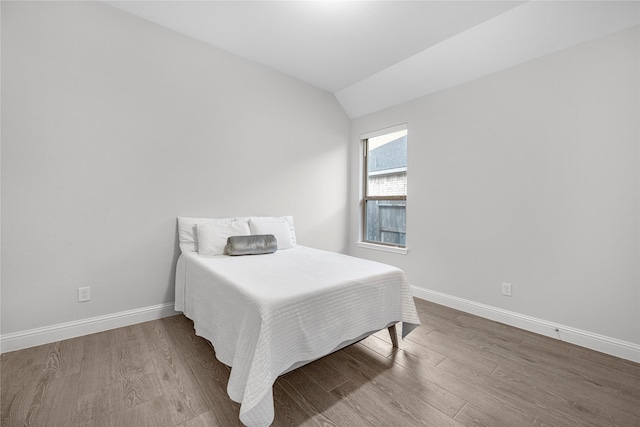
[[174, 216, 420, 426]]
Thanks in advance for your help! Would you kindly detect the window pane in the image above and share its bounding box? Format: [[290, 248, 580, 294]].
[[365, 200, 406, 246], [367, 130, 407, 197]]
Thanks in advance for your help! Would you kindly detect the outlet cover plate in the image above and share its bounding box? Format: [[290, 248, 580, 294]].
[[502, 282, 512, 297], [78, 287, 90, 302]]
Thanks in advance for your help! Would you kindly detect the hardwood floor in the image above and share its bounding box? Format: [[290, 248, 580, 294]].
[[2, 298, 639, 426]]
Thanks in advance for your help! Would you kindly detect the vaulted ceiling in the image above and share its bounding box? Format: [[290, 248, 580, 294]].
[[105, 1, 640, 118]]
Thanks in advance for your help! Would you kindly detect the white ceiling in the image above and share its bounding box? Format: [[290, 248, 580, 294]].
[[105, 1, 640, 118]]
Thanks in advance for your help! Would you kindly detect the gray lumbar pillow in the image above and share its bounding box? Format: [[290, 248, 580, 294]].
[[224, 234, 277, 256]]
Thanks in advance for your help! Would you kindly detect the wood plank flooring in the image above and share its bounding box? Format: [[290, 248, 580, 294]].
[[2, 298, 639, 426]]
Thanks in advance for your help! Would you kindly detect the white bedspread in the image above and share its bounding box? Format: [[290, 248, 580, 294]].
[[174, 246, 420, 426]]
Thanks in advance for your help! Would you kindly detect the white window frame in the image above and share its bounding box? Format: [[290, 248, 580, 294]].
[[357, 124, 408, 255]]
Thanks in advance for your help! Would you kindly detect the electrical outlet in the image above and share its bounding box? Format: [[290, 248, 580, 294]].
[[502, 282, 512, 297], [78, 286, 90, 302]]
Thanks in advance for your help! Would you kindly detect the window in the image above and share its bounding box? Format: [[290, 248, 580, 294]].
[[361, 125, 407, 248]]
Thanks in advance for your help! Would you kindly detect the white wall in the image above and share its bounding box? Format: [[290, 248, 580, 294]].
[[1, 2, 349, 335], [350, 26, 639, 347], [2, 2, 638, 360]]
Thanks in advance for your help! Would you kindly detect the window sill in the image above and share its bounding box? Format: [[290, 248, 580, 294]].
[[356, 242, 408, 255]]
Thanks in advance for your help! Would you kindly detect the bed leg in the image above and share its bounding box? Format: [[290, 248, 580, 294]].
[[388, 325, 399, 348]]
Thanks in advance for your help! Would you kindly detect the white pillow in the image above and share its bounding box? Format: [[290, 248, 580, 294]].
[[177, 217, 216, 253], [245, 216, 296, 246], [178, 215, 296, 253], [197, 219, 251, 256], [249, 218, 294, 250]]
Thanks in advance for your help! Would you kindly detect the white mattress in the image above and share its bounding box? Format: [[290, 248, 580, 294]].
[[174, 246, 420, 426]]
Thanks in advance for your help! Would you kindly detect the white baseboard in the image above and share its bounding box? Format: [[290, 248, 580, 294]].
[[4, 293, 638, 363], [411, 287, 640, 364], [0, 303, 180, 354]]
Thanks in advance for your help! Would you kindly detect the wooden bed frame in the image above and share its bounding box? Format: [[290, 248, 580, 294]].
[[388, 324, 399, 347]]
